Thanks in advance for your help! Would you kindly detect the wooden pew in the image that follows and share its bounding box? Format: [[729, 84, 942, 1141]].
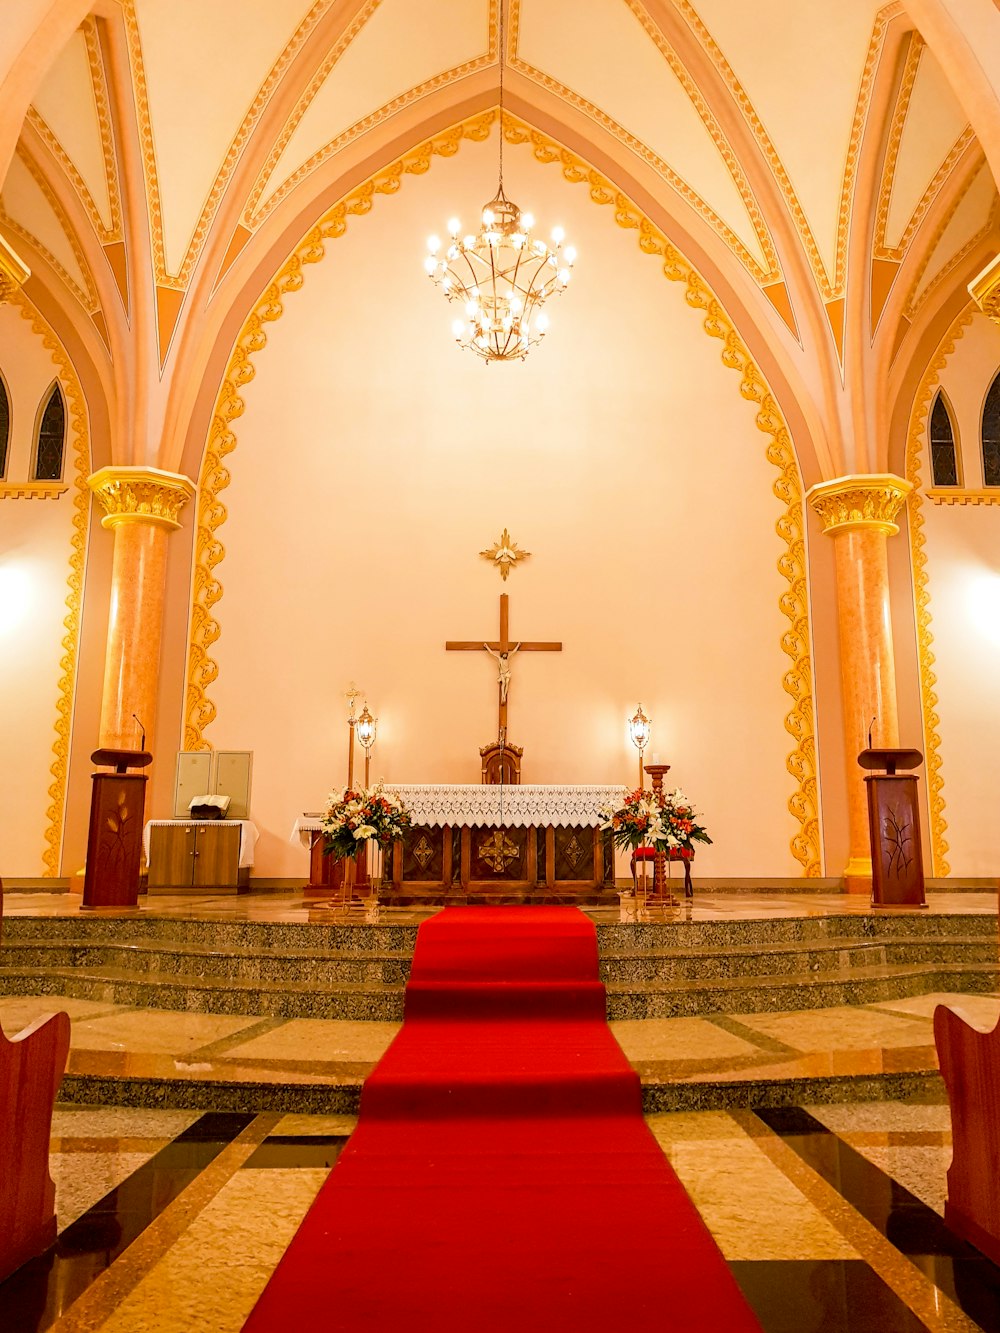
[[934, 1002, 1000, 1264], [0, 879, 71, 1281]]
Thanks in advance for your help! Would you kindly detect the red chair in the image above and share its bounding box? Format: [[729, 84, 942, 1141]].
[[630, 846, 694, 898]]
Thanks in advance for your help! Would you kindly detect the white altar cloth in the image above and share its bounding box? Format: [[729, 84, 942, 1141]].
[[292, 785, 625, 840], [143, 819, 258, 869]]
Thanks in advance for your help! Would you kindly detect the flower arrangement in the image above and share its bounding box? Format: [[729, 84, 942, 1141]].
[[599, 787, 712, 860], [322, 783, 412, 862]]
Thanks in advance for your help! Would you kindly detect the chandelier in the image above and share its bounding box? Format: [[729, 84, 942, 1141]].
[[423, 9, 575, 362]]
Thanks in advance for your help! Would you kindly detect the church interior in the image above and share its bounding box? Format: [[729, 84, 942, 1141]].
[[4, 0, 1000, 1328]]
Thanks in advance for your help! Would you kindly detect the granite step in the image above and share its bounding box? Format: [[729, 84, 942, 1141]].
[[604, 959, 1000, 1019], [0, 940, 413, 986], [0, 964, 406, 1021], [599, 934, 998, 983]]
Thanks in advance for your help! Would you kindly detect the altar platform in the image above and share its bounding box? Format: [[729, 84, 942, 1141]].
[[1, 890, 997, 1115]]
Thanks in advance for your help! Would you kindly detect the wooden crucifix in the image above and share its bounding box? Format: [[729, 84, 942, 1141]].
[[446, 593, 562, 734]]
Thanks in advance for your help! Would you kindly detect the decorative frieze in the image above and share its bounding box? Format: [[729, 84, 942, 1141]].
[[87, 466, 195, 531], [0, 482, 68, 500], [806, 474, 913, 536]]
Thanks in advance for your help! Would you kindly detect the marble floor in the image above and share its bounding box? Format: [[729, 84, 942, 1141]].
[[1, 1098, 997, 1332], [2, 989, 997, 1106]]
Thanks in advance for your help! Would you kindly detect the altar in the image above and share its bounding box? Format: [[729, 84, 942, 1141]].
[[294, 784, 625, 903]]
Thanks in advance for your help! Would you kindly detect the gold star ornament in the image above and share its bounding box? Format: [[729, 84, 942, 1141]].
[[480, 528, 531, 581]]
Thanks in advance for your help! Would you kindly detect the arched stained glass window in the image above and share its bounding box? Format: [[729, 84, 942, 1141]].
[[33, 383, 65, 481], [0, 376, 9, 478], [929, 393, 959, 487], [982, 372, 1000, 487]]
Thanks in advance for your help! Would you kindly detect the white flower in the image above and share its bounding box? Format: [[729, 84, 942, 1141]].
[[353, 824, 377, 840]]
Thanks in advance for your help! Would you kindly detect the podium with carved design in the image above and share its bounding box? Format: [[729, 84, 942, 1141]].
[[859, 748, 926, 908], [82, 748, 152, 909]]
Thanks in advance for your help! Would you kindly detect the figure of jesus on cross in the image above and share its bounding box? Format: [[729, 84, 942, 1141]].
[[446, 593, 562, 734]]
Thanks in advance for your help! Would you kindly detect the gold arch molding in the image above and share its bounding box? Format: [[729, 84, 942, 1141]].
[[902, 307, 974, 877], [6, 289, 91, 875], [184, 109, 822, 877]]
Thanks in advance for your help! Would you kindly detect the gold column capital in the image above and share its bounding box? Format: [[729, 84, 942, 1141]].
[[968, 253, 1000, 324], [805, 474, 913, 536], [0, 234, 30, 302], [87, 466, 195, 531]]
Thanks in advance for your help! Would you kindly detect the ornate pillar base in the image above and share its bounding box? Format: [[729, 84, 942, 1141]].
[[843, 855, 873, 895]]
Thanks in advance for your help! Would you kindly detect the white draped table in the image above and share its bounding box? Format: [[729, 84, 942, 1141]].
[[294, 784, 626, 900]]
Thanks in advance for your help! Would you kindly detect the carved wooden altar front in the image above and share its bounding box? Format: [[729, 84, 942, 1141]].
[[381, 784, 623, 903]]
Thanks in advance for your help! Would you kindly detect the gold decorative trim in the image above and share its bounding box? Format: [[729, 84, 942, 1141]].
[[675, 1, 900, 300], [968, 251, 1000, 323], [904, 154, 991, 321], [0, 482, 68, 499], [0, 232, 30, 300], [246, 0, 497, 230], [509, 0, 778, 286], [120, 0, 176, 290], [874, 35, 974, 263], [902, 310, 972, 876], [88, 465, 195, 530], [926, 486, 1000, 505], [24, 17, 123, 245], [185, 108, 821, 876], [806, 474, 913, 535], [5, 288, 91, 876], [0, 144, 99, 311], [175, 0, 335, 284]]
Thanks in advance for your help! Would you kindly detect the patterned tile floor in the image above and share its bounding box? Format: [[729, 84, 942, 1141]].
[[2, 991, 997, 1097], [1, 1099, 998, 1332]]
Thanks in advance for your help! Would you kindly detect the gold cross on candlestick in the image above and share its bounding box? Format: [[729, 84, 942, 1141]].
[[446, 593, 562, 734]]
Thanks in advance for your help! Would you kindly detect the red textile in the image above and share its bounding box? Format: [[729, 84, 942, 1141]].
[[243, 907, 762, 1332]]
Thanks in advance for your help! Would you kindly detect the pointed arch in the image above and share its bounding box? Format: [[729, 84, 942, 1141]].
[[929, 388, 960, 485], [32, 378, 65, 480], [0, 368, 9, 478], [981, 368, 1000, 486]]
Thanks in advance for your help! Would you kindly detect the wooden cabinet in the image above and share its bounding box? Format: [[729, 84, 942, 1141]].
[[147, 823, 247, 893]]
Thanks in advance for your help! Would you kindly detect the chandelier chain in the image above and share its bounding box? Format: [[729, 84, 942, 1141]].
[[423, 0, 575, 364]]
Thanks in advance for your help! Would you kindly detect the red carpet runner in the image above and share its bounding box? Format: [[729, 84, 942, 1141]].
[[243, 907, 763, 1331]]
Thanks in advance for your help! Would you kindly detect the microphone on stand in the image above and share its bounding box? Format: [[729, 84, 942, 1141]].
[[867, 715, 877, 750], [132, 713, 146, 751]]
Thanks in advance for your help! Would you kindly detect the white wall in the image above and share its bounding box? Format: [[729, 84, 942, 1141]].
[[0, 300, 85, 876], [201, 139, 810, 879], [918, 311, 1000, 875]]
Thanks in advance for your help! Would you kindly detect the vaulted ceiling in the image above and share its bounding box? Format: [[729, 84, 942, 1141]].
[[1, 0, 999, 477]]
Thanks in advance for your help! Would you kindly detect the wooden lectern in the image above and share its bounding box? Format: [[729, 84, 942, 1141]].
[[858, 747, 926, 908], [82, 748, 152, 909]]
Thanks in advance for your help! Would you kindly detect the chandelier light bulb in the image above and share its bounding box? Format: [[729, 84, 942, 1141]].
[[448, 217, 460, 235], [427, 235, 440, 253], [423, 256, 437, 274], [522, 212, 534, 230], [551, 226, 564, 243], [564, 246, 577, 264], [452, 319, 466, 340]]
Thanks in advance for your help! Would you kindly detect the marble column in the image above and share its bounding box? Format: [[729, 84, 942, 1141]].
[[806, 474, 912, 893], [87, 466, 195, 750]]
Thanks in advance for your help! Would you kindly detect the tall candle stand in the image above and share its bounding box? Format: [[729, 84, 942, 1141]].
[[644, 762, 679, 907]]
